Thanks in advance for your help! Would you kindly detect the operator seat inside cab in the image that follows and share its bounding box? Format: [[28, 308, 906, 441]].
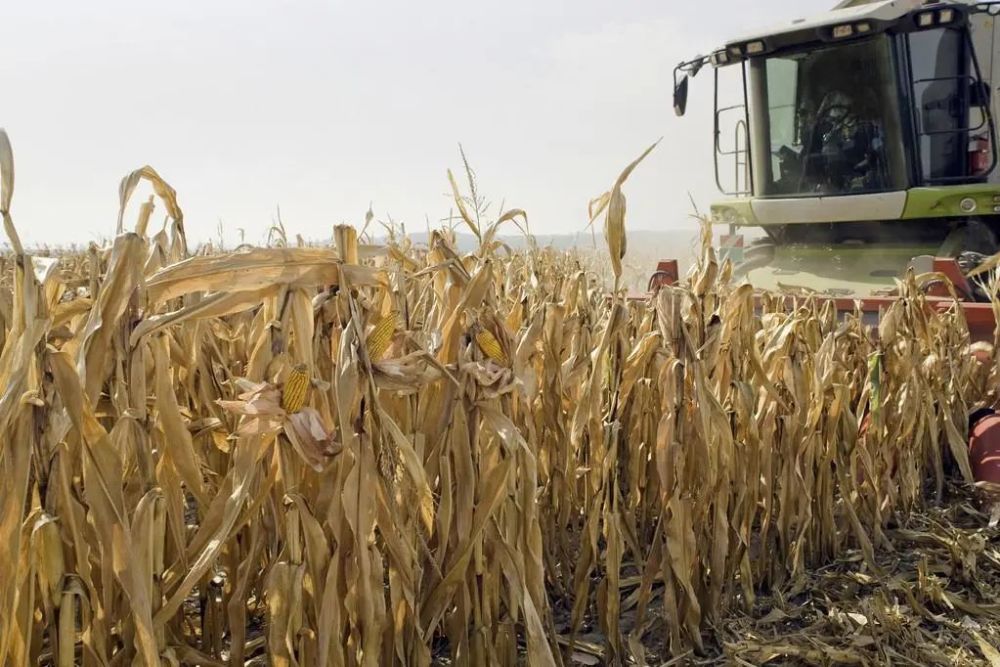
[[770, 38, 904, 196]]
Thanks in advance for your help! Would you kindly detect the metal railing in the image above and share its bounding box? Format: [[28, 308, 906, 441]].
[[714, 107, 751, 196]]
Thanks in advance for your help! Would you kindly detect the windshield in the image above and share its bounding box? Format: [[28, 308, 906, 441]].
[[749, 35, 907, 197]]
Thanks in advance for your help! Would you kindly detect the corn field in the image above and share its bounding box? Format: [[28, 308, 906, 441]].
[[0, 130, 997, 666]]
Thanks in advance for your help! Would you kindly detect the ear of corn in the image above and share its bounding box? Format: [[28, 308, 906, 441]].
[[475, 327, 508, 365], [0, 131, 993, 665], [366, 311, 397, 361], [281, 363, 310, 413]]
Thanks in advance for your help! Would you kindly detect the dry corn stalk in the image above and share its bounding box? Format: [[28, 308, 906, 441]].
[[0, 130, 991, 666]]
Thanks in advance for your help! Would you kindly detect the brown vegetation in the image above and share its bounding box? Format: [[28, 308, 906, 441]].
[[0, 133, 997, 665]]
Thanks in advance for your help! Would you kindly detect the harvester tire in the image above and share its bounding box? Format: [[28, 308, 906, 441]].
[[939, 219, 997, 258]]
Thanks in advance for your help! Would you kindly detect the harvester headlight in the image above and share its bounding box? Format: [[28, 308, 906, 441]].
[[728, 45, 743, 57], [746, 41, 765, 54], [960, 197, 977, 213], [938, 8, 955, 23], [855, 22, 872, 34], [711, 50, 730, 66], [832, 24, 854, 39], [917, 12, 935, 27]]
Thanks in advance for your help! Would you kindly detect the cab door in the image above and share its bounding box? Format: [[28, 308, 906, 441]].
[[909, 26, 970, 181], [907, 19, 996, 184]]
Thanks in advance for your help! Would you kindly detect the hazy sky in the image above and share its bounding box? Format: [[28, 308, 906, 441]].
[[1, 0, 831, 246]]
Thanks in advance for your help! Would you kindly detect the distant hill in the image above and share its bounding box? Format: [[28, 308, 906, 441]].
[[378, 226, 707, 292], [386, 227, 702, 257], [372, 225, 774, 290]]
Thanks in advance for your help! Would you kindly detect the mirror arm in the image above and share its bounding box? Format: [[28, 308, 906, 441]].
[[677, 55, 710, 78], [674, 55, 710, 118]]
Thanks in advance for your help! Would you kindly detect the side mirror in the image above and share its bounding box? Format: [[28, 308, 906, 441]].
[[674, 75, 689, 117], [971, 79, 991, 107]]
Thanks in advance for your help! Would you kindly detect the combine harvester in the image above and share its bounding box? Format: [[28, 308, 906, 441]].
[[669, 0, 1000, 484]]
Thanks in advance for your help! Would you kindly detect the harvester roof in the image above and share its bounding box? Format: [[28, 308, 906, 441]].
[[728, 0, 919, 46], [711, 0, 954, 62]]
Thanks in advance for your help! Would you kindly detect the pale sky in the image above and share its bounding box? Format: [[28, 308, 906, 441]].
[[0, 0, 831, 246]]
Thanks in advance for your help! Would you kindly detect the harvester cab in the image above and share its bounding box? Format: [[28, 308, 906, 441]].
[[671, 0, 1000, 338]]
